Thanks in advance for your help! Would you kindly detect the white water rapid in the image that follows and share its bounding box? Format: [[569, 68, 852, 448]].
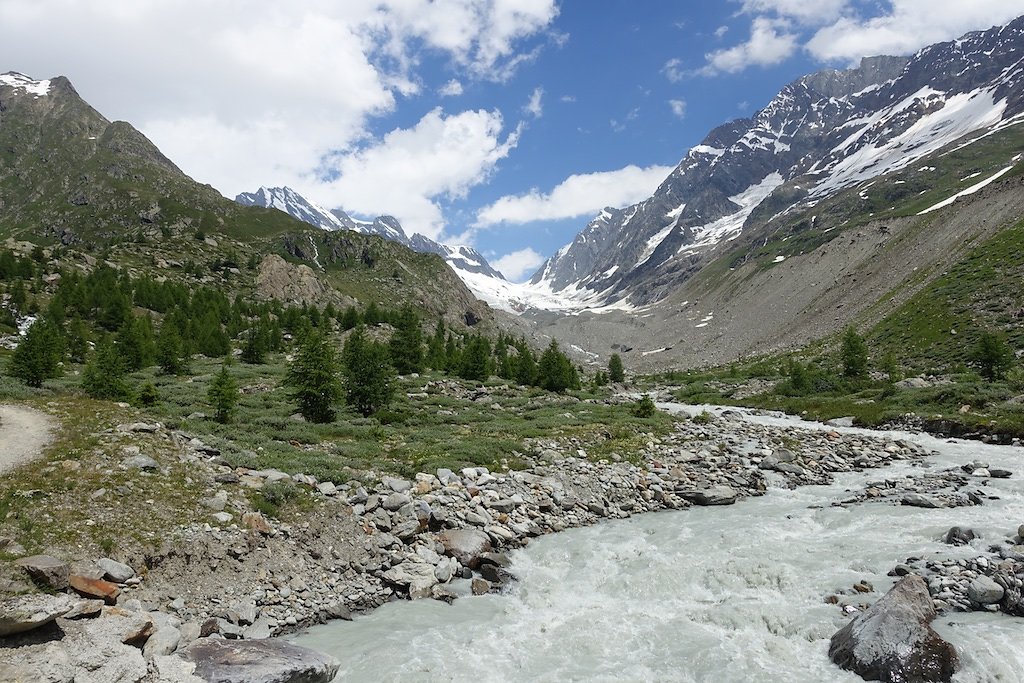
[[293, 406, 1024, 682]]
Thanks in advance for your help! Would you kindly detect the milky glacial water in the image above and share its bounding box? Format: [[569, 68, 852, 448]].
[[294, 407, 1024, 682]]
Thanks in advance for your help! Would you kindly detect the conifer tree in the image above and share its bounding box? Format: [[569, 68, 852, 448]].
[[513, 341, 537, 386], [340, 306, 360, 331], [208, 363, 239, 423], [341, 325, 395, 417], [426, 319, 447, 370], [286, 329, 343, 423], [458, 335, 492, 382], [537, 340, 580, 393], [388, 306, 424, 375], [8, 317, 63, 387], [157, 323, 188, 375], [82, 335, 131, 400], [65, 317, 90, 364], [974, 331, 1013, 381], [608, 353, 625, 383], [240, 322, 267, 364], [841, 327, 869, 379]]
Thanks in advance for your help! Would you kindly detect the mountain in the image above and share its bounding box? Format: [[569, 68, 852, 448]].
[[234, 186, 510, 303], [0, 72, 494, 329], [532, 18, 1024, 310]]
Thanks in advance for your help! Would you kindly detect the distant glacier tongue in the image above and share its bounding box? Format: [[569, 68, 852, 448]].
[[292, 413, 1024, 682]]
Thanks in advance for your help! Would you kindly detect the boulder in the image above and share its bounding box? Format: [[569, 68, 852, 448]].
[[829, 575, 958, 682], [679, 486, 738, 506], [97, 557, 136, 583], [179, 637, 340, 683], [438, 528, 492, 569], [967, 576, 1004, 605], [14, 554, 70, 590], [0, 593, 75, 636], [124, 454, 160, 470], [826, 417, 856, 428], [69, 574, 121, 604], [943, 526, 976, 546], [144, 624, 182, 659], [901, 493, 944, 509]]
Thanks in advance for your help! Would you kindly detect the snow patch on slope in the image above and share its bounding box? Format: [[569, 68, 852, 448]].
[[0, 72, 51, 97], [678, 172, 785, 255], [917, 165, 1016, 214]]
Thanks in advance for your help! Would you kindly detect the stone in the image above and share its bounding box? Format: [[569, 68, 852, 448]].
[[901, 493, 944, 509], [245, 617, 274, 640], [829, 575, 958, 682], [967, 576, 1004, 605], [943, 526, 976, 546], [97, 557, 136, 583], [1018, 524, 1024, 541], [826, 417, 856, 428], [324, 603, 352, 621], [316, 481, 337, 496], [471, 578, 491, 596], [211, 512, 234, 524], [226, 599, 257, 626], [14, 554, 70, 590], [679, 486, 737, 506], [178, 637, 340, 683], [438, 528, 493, 569], [988, 468, 1012, 479], [242, 511, 272, 534], [383, 562, 437, 589], [382, 492, 411, 511], [0, 593, 75, 636], [144, 624, 182, 659], [124, 454, 160, 470], [63, 599, 105, 620], [69, 574, 121, 604]]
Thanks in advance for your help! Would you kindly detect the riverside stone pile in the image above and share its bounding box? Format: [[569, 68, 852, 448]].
[[887, 524, 1024, 616], [0, 408, 935, 682], [834, 460, 1009, 509]]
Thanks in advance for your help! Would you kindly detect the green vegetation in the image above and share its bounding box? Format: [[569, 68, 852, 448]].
[[340, 325, 394, 417], [608, 353, 625, 383], [841, 327, 868, 379], [286, 330, 344, 423], [207, 363, 239, 423]]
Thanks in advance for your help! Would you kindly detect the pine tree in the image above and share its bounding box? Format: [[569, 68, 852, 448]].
[[116, 316, 156, 372], [513, 342, 537, 386], [207, 363, 239, 424], [388, 306, 424, 375], [841, 327, 869, 379], [240, 322, 267, 364], [537, 340, 580, 393], [458, 335, 492, 382], [8, 317, 63, 387], [65, 316, 90, 363], [341, 325, 395, 417], [286, 329, 343, 423], [157, 323, 188, 375], [82, 335, 131, 400], [974, 331, 1013, 381], [608, 353, 625, 383], [426, 319, 447, 370], [340, 306, 360, 331]]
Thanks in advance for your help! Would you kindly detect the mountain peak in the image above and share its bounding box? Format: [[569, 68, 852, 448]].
[[0, 71, 52, 97]]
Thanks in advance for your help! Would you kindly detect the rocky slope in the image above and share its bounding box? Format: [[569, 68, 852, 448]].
[[531, 17, 1024, 311], [235, 186, 509, 294]]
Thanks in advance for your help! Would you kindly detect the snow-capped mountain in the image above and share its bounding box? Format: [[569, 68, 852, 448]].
[[532, 17, 1024, 309], [235, 186, 509, 303]]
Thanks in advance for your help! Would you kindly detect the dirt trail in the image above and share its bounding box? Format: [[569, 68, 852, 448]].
[[0, 404, 55, 476]]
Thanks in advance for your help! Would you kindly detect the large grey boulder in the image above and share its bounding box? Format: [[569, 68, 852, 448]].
[[967, 576, 1004, 605], [679, 486, 737, 506], [179, 638, 340, 683], [0, 593, 75, 636], [829, 575, 958, 682], [438, 528, 492, 569], [97, 557, 136, 583], [14, 554, 70, 590]]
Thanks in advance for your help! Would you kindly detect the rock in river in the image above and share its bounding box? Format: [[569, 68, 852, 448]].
[[829, 575, 958, 682], [438, 528, 492, 569], [679, 486, 737, 506], [179, 638, 340, 683]]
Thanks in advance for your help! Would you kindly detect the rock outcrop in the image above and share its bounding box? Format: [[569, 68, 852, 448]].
[[179, 638, 340, 683], [829, 575, 958, 682]]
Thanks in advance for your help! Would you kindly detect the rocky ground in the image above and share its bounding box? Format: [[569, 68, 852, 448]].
[[0, 403, 941, 682]]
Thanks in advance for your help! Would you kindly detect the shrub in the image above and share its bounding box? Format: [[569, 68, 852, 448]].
[[692, 410, 713, 425], [1008, 365, 1024, 392], [631, 394, 657, 418], [973, 331, 1013, 381], [138, 382, 159, 407]]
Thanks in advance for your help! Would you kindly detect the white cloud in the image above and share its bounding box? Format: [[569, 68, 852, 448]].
[[560, 94, 576, 103], [700, 17, 798, 75], [714, 25, 730, 38], [524, 87, 544, 118], [805, 0, 1024, 63], [662, 57, 686, 83], [737, 0, 848, 25], [439, 79, 464, 97], [0, 0, 556, 221], [475, 164, 673, 226], [492, 247, 546, 281], [669, 99, 687, 119], [316, 108, 520, 240]]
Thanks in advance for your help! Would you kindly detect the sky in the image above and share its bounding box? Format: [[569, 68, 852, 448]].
[[3, 1, 1024, 281]]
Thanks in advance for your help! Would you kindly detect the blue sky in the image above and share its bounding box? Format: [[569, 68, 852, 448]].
[[3, 1, 1024, 280]]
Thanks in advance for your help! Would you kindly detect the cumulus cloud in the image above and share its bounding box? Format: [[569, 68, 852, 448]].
[[662, 58, 686, 83], [699, 17, 798, 75], [492, 247, 546, 281], [737, 0, 848, 25], [475, 164, 673, 226], [669, 99, 687, 119], [805, 0, 1024, 63], [0, 0, 557, 234], [439, 79, 465, 97], [316, 108, 521, 240]]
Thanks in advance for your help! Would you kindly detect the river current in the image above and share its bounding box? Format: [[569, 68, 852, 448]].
[[293, 406, 1024, 682]]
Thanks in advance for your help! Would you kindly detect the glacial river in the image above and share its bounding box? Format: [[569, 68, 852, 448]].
[[294, 406, 1024, 682]]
